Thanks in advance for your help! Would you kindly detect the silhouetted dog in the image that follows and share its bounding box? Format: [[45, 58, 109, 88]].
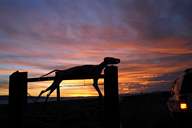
[[37, 57, 120, 102]]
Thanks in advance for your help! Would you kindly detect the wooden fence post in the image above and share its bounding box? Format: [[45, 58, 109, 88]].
[[9, 71, 27, 127], [104, 66, 120, 128], [57, 85, 60, 101]]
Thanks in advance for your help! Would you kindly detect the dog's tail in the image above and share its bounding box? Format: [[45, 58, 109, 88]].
[[40, 70, 59, 78]]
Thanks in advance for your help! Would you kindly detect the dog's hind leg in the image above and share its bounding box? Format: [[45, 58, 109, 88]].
[[93, 78, 103, 98]]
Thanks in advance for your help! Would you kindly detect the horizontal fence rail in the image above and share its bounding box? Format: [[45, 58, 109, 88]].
[[27, 74, 105, 82], [9, 66, 120, 128]]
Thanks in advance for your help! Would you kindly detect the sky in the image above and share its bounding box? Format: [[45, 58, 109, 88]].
[[0, 0, 192, 97]]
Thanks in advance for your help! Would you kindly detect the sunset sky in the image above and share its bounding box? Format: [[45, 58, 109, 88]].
[[0, 0, 192, 97]]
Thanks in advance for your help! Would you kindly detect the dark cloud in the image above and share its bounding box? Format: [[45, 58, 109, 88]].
[[131, 53, 192, 66], [151, 70, 182, 82], [0, 0, 192, 95], [1, 0, 192, 42], [117, 0, 192, 40]]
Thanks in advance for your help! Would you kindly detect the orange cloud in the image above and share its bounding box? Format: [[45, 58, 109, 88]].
[[0, 1, 192, 97]]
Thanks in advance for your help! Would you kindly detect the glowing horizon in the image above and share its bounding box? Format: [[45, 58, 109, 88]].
[[0, 0, 192, 97]]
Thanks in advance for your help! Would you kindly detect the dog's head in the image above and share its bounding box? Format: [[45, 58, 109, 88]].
[[104, 57, 120, 65]]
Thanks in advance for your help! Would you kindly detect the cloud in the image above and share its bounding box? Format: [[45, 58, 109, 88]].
[[117, 0, 192, 39], [0, 0, 192, 96]]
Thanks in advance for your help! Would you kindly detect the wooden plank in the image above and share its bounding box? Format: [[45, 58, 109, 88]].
[[27, 74, 104, 82], [9, 71, 27, 127], [104, 66, 120, 128], [57, 85, 60, 102]]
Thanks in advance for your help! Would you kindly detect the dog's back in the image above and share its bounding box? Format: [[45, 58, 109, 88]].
[[56, 65, 99, 79]]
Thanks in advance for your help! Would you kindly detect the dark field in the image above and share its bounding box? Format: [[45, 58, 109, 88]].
[[0, 92, 191, 128]]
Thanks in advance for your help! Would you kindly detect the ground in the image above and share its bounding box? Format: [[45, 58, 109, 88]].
[[0, 92, 191, 128]]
